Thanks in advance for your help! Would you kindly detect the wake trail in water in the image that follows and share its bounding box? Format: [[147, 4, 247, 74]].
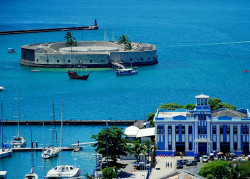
[[165, 41, 250, 48]]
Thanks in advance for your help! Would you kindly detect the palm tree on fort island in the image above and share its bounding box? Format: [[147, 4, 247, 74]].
[[118, 34, 129, 44], [64, 31, 77, 47]]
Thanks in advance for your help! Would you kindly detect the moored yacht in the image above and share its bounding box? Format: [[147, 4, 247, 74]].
[[46, 99, 80, 178], [115, 67, 138, 76], [0, 148, 12, 159], [0, 100, 12, 158], [11, 82, 26, 149], [42, 101, 61, 159], [24, 168, 38, 179], [46, 165, 80, 178], [42, 146, 61, 159]]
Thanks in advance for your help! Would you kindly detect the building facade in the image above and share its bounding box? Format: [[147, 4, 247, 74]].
[[154, 94, 250, 156]]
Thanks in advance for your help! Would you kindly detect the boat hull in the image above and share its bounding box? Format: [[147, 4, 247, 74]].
[[68, 71, 90, 80], [0, 149, 12, 159]]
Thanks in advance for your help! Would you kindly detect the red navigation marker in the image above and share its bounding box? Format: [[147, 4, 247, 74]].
[[244, 69, 247, 73], [95, 19, 98, 27]]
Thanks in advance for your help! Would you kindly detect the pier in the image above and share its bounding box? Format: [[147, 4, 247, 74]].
[[1, 120, 135, 126], [0, 25, 98, 35]]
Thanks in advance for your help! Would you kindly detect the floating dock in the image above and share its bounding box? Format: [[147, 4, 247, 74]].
[[0, 26, 98, 35], [2, 120, 135, 126]]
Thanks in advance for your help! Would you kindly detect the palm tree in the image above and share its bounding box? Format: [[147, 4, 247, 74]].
[[118, 35, 129, 44], [64, 31, 77, 47], [130, 140, 145, 162], [143, 140, 154, 163]]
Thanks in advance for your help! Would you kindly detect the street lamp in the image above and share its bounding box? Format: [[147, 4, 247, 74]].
[[103, 120, 110, 168]]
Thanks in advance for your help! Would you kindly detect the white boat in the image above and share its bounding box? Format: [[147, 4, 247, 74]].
[[24, 168, 38, 179], [42, 101, 61, 159], [0, 100, 13, 159], [46, 165, 80, 178], [8, 48, 16, 53], [24, 126, 38, 179], [46, 100, 80, 178], [31, 70, 41, 72], [0, 148, 12, 159], [42, 146, 61, 159], [0, 87, 4, 91], [0, 171, 7, 179], [11, 82, 26, 149], [115, 67, 138, 76]]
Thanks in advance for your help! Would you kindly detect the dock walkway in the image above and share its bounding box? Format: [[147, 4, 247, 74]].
[[2, 120, 135, 126], [0, 26, 98, 35]]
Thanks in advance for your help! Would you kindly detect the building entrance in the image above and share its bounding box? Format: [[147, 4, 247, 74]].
[[220, 142, 230, 153], [198, 143, 207, 155], [243, 143, 249, 155], [176, 142, 185, 156]]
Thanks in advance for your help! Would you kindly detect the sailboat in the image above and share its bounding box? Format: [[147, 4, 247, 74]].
[[46, 99, 80, 178], [42, 101, 61, 159], [0, 100, 12, 159], [10, 82, 26, 148], [24, 125, 38, 179]]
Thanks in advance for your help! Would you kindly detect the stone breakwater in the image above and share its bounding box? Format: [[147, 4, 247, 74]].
[[20, 41, 158, 68]]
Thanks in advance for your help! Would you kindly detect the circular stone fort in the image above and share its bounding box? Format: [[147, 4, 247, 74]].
[[20, 41, 158, 68]]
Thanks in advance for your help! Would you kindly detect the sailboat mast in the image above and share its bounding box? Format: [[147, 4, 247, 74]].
[[1, 100, 3, 149], [43, 122, 45, 151], [60, 99, 63, 165], [17, 82, 20, 137], [52, 101, 55, 149], [30, 124, 34, 170]]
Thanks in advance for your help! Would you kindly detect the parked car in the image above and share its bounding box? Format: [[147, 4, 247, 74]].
[[182, 159, 188, 165], [202, 155, 208, 163], [186, 160, 197, 166], [194, 156, 200, 162], [177, 161, 183, 169]]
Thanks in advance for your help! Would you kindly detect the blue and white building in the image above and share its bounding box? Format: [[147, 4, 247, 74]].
[[154, 94, 250, 156]]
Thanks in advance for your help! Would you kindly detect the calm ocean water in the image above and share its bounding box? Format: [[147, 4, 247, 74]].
[[1, 0, 250, 177]]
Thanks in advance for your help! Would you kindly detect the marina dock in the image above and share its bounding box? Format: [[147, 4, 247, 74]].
[[1, 120, 135, 126], [0, 25, 98, 35]]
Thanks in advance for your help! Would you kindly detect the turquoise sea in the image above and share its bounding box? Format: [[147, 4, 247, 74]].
[[1, 0, 250, 177]]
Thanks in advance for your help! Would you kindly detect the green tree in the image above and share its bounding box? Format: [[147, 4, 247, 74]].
[[92, 126, 130, 170], [147, 112, 155, 127], [64, 31, 77, 47], [158, 103, 180, 110], [143, 140, 154, 162], [125, 41, 132, 50], [198, 160, 247, 179], [208, 98, 222, 111], [84, 174, 94, 179], [118, 35, 129, 44], [101, 167, 119, 179], [185, 104, 196, 110], [222, 103, 236, 111], [130, 140, 145, 162]]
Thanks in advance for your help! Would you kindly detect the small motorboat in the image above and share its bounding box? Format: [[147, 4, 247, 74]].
[[24, 168, 38, 179], [31, 70, 41, 72], [73, 147, 81, 152], [116, 67, 138, 76], [68, 71, 90, 80], [8, 48, 16, 53], [0, 171, 7, 179], [0, 87, 4, 91], [42, 146, 61, 159]]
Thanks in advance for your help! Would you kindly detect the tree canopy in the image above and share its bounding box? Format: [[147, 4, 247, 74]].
[[129, 140, 145, 162], [101, 167, 119, 179], [64, 31, 77, 47], [146, 112, 155, 127], [208, 98, 236, 111], [198, 160, 247, 179], [118, 35, 132, 50], [158, 103, 196, 110], [92, 126, 130, 170]]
